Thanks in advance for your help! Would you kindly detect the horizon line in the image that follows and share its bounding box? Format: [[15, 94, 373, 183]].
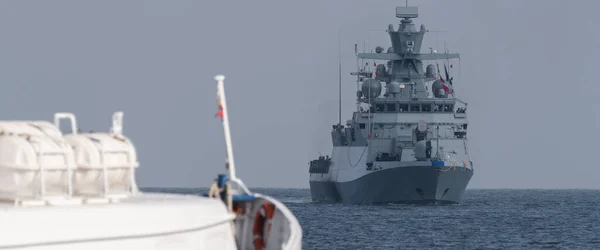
[[139, 186, 600, 190]]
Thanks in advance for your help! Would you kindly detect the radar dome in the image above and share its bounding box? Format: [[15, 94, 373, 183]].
[[387, 47, 394, 53], [386, 81, 402, 95], [425, 64, 436, 78], [414, 140, 427, 161], [361, 79, 381, 99], [375, 46, 384, 54]]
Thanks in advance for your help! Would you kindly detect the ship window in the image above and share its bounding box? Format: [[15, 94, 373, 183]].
[[375, 104, 384, 112], [443, 104, 453, 112], [454, 131, 467, 138], [386, 104, 396, 112], [359, 123, 366, 129], [435, 104, 444, 112], [410, 104, 420, 112], [422, 104, 432, 112], [399, 104, 409, 112]]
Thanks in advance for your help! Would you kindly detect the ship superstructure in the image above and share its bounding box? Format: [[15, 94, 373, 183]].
[[309, 6, 474, 204]]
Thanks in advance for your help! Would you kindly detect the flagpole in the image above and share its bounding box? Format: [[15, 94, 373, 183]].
[[214, 75, 250, 194]]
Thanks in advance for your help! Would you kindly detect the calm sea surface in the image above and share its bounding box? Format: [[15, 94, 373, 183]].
[[143, 188, 600, 249]]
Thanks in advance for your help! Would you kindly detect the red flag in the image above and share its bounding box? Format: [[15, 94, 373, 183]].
[[441, 83, 453, 94], [437, 64, 444, 82], [215, 94, 224, 118], [441, 84, 450, 93]]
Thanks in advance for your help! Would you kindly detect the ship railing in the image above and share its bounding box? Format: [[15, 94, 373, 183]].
[[375, 153, 401, 162]]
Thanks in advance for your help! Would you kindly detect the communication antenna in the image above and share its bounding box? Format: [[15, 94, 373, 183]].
[[355, 43, 360, 112], [337, 29, 342, 126]]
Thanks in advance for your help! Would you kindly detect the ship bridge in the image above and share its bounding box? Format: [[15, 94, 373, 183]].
[[361, 97, 464, 114]]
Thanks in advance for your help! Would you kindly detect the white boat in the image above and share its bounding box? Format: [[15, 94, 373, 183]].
[[0, 75, 302, 250]]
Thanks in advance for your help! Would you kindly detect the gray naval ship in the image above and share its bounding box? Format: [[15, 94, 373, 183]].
[[309, 6, 474, 204]]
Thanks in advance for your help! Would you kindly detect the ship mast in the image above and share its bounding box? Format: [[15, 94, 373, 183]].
[[354, 44, 360, 112], [338, 29, 342, 126]]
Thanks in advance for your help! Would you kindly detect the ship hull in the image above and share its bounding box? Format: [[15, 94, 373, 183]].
[[309, 179, 342, 202], [310, 166, 473, 204]]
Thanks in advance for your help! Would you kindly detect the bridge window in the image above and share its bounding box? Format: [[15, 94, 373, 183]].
[[422, 104, 432, 112], [386, 104, 396, 112], [443, 104, 454, 112], [399, 104, 409, 111], [410, 104, 420, 112], [373, 103, 447, 113], [359, 123, 366, 129]]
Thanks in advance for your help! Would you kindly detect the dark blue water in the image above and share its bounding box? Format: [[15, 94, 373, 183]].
[[144, 188, 600, 249]]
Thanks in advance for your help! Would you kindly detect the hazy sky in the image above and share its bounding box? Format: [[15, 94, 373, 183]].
[[0, 0, 597, 189]]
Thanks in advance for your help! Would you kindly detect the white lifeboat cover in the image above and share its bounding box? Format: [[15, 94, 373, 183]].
[[0, 121, 75, 170], [0, 121, 76, 197], [63, 133, 138, 169], [0, 121, 63, 138]]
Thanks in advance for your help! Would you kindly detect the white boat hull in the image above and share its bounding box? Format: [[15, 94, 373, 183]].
[[0, 192, 302, 250], [0, 193, 237, 250]]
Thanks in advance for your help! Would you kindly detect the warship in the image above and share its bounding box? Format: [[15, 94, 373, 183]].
[[309, 5, 474, 204]]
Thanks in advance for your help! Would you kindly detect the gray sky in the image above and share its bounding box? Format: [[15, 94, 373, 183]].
[[0, 0, 597, 189]]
